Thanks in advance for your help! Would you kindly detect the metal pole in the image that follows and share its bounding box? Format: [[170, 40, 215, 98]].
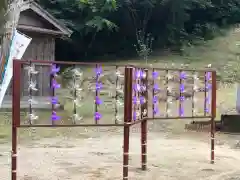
[[141, 69, 148, 170]]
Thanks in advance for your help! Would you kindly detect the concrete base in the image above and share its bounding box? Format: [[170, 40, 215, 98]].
[[1, 96, 52, 110], [221, 114, 240, 132]]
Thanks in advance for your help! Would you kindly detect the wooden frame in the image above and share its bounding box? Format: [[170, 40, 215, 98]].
[[19, 1, 72, 36]]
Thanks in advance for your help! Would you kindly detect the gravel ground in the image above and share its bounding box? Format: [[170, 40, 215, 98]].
[[0, 122, 240, 180]]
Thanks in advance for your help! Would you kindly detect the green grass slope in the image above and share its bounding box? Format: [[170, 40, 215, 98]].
[[121, 27, 240, 119], [155, 27, 240, 119]]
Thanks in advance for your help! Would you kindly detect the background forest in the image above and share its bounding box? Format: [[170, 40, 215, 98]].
[[36, 0, 240, 61], [37, 0, 240, 116]]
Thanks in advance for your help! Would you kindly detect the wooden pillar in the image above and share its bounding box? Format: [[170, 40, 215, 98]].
[[123, 67, 133, 180]]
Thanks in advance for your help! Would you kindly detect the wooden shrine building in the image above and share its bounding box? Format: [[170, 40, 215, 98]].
[[2, 1, 72, 109]]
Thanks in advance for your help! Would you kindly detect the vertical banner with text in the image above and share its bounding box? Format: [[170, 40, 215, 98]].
[[0, 30, 32, 107]]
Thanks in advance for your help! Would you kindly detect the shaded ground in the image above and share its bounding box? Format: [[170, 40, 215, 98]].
[[1, 121, 240, 180]]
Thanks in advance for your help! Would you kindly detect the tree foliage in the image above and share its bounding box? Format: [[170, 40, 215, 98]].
[[0, 0, 8, 35], [39, 0, 240, 60]]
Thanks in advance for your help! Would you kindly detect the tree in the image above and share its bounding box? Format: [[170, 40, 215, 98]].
[[38, 0, 240, 60], [0, 0, 8, 35]]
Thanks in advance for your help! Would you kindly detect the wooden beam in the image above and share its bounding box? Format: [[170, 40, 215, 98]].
[[20, 1, 72, 36], [17, 25, 64, 36]]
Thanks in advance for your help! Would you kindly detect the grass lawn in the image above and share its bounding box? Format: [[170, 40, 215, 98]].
[[1, 27, 240, 141]]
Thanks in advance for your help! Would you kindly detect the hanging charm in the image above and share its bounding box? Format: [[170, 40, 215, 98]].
[[25, 63, 39, 125], [71, 67, 83, 124], [50, 64, 61, 123]]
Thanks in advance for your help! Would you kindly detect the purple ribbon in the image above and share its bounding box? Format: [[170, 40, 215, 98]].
[[205, 96, 210, 104], [133, 96, 137, 105], [153, 84, 160, 91], [179, 96, 185, 101], [206, 83, 212, 90], [95, 112, 102, 121], [179, 108, 184, 116], [51, 96, 58, 104], [96, 82, 102, 91], [140, 96, 145, 104], [153, 105, 158, 115], [51, 64, 60, 74], [180, 84, 184, 93], [180, 72, 186, 79], [95, 96, 102, 105], [133, 84, 141, 92], [153, 96, 158, 104], [51, 111, 60, 121], [152, 71, 158, 79], [95, 66, 102, 76], [135, 70, 141, 79], [51, 79, 60, 89], [206, 72, 211, 80], [133, 112, 137, 121]]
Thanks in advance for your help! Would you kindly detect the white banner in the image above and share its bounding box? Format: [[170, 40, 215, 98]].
[[0, 30, 32, 107]]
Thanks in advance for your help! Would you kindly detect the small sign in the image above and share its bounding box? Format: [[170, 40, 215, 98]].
[[0, 30, 32, 107]]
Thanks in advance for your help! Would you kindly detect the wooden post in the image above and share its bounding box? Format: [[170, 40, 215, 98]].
[[123, 67, 133, 180], [12, 60, 21, 180], [211, 71, 217, 164]]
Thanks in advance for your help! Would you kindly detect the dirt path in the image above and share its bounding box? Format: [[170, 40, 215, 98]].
[[1, 130, 240, 180]]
